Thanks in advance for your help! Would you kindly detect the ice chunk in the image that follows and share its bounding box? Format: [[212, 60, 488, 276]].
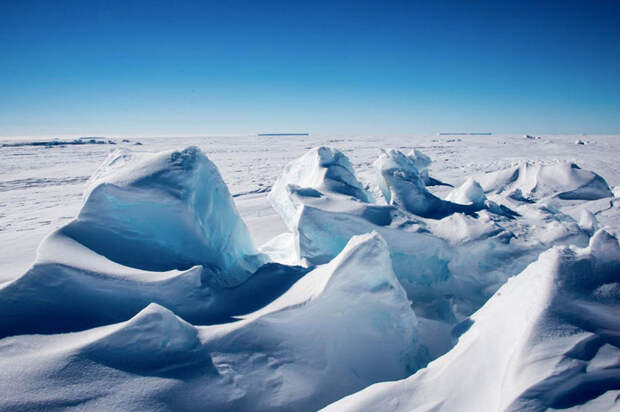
[[0, 147, 312, 338], [69, 146, 265, 282], [429, 212, 503, 244], [407, 148, 431, 171], [374, 149, 481, 218], [269, 147, 587, 325], [322, 230, 620, 412], [578, 209, 599, 235], [445, 178, 487, 207], [406, 149, 431, 182], [268, 146, 370, 230]]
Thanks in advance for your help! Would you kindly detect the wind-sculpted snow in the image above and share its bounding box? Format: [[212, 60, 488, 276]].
[[0, 233, 421, 411], [268, 146, 371, 230], [0, 147, 303, 337], [374, 149, 484, 218], [475, 162, 613, 201], [72, 146, 265, 280], [445, 177, 487, 207], [1, 141, 617, 411], [406, 148, 450, 187], [322, 230, 620, 412], [267, 147, 589, 323], [0, 232, 307, 336]]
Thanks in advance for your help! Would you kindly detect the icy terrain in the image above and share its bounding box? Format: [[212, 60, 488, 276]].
[[323, 230, 620, 412], [0, 134, 619, 411]]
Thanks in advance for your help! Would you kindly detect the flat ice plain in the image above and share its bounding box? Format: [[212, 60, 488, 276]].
[[0, 133, 618, 411]]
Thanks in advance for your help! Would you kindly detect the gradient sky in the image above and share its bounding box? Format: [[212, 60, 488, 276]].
[[1, 0, 619, 137]]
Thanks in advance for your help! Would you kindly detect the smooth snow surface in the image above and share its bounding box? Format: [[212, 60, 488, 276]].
[[0, 134, 618, 411]]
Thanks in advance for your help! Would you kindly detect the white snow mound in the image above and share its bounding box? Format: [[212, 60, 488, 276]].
[[475, 162, 613, 201], [445, 177, 487, 207], [0, 147, 293, 338], [374, 149, 483, 218], [70, 146, 264, 279], [268, 146, 370, 230], [322, 229, 620, 412], [0, 233, 421, 412]]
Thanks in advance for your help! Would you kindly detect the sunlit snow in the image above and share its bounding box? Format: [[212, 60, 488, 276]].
[[0, 134, 618, 411]]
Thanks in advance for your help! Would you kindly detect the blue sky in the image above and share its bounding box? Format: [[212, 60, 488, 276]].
[[1, 0, 619, 136]]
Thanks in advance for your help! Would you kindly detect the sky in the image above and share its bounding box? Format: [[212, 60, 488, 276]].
[[1, 0, 619, 137]]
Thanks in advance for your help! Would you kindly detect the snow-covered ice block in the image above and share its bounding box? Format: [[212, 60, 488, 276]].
[[0, 233, 421, 412], [268, 146, 370, 230], [445, 177, 487, 207], [268, 147, 589, 324], [374, 149, 482, 218], [428, 212, 503, 244], [578, 209, 599, 235], [71, 146, 265, 281], [322, 229, 620, 412], [0, 147, 311, 337], [407, 148, 431, 171]]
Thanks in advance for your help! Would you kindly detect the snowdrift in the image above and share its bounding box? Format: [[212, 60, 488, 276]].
[[475, 162, 613, 202], [74, 146, 264, 279], [322, 230, 620, 412], [268, 146, 371, 231], [374, 149, 483, 218], [445, 177, 487, 207], [0, 143, 617, 411], [267, 147, 590, 323], [0, 233, 421, 411], [0, 147, 286, 337]]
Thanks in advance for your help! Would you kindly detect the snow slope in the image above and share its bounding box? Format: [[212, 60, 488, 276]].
[[0, 147, 291, 337], [266, 146, 595, 324], [0, 233, 421, 411], [322, 229, 620, 412], [0, 134, 618, 411], [475, 162, 613, 202], [374, 148, 484, 218], [2, 133, 619, 281], [76, 146, 264, 280]]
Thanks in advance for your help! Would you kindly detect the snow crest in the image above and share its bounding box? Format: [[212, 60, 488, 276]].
[[0, 233, 421, 411], [71, 146, 264, 280], [0, 142, 617, 411], [322, 230, 620, 412], [0, 147, 277, 337]]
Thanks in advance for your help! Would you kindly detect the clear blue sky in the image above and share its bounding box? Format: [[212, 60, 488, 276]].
[[1, 0, 619, 136]]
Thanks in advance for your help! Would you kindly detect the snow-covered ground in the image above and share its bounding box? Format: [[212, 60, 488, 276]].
[[0, 134, 618, 411], [2, 134, 618, 283]]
